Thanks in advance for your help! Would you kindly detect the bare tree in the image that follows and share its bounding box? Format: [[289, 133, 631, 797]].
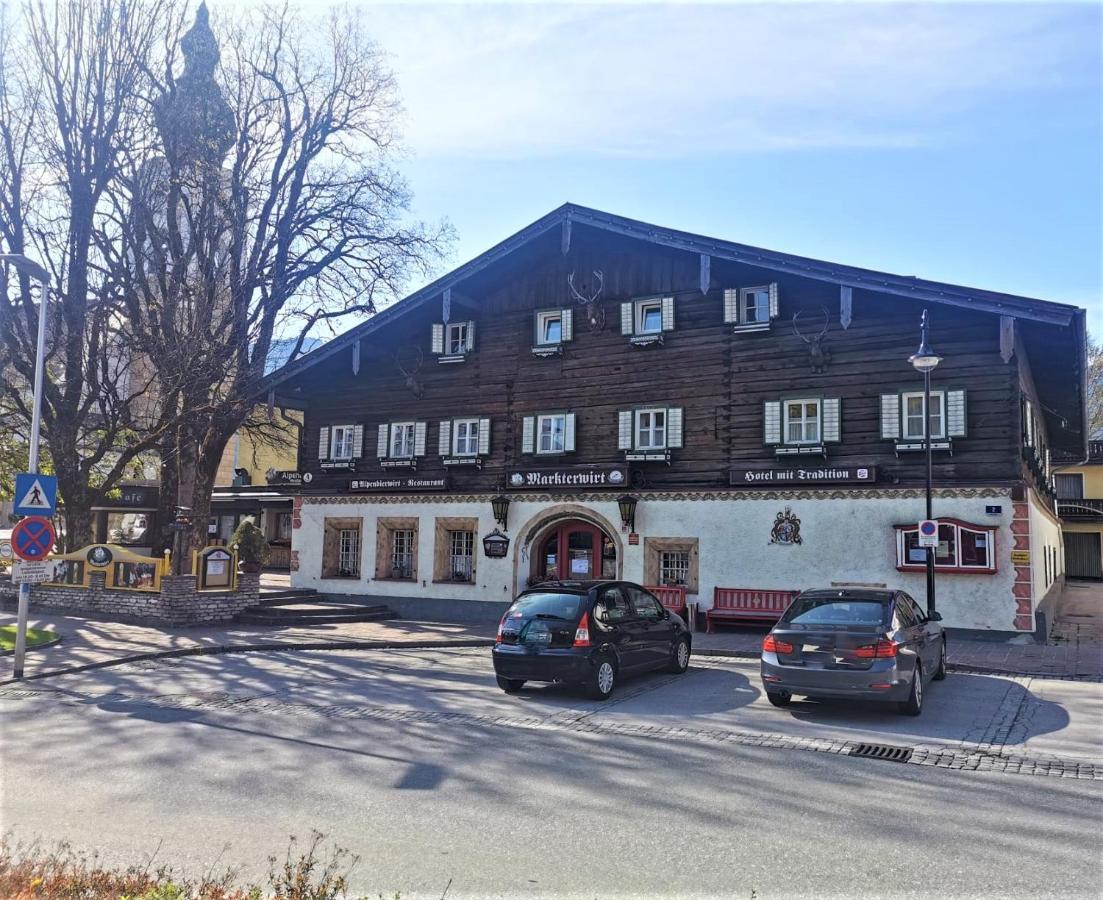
[[0, 0, 179, 548], [104, 2, 449, 553]]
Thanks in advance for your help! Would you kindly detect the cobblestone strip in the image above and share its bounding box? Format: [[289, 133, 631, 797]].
[[2, 685, 1097, 781]]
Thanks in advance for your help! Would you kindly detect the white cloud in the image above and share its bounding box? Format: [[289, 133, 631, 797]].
[[350, 2, 1098, 159]]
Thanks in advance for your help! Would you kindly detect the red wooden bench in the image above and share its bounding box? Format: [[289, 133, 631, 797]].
[[645, 585, 688, 617], [706, 587, 799, 633]]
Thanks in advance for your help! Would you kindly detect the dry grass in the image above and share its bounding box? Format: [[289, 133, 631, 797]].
[[0, 830, 375, 899]]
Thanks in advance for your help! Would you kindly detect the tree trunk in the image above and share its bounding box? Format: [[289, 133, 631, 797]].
[[154, 439, 179, 556], [62, 504, 94, 552]]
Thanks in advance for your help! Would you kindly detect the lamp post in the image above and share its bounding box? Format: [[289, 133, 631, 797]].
[[909, 309, 942, 618], [1, 253, 51, 680]]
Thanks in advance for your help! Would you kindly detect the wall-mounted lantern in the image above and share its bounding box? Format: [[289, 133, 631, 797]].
[[491, 494, 511, 530], [617, 494, 638, 532]]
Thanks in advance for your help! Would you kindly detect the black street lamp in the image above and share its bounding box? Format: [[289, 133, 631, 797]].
[[909, 309, 943, 618], [617, 494, 638, 532], [490, 494, 511, 530]]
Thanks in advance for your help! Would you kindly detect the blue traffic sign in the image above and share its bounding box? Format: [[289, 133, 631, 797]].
[[11, 516, 56, 561], [14, 472, 57, 516]]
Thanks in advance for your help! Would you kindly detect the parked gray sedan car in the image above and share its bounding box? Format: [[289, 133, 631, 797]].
[[760, 588, 946, 715]]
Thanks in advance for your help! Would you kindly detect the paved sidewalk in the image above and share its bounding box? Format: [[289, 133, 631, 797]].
[[0, 607, 494, 682]]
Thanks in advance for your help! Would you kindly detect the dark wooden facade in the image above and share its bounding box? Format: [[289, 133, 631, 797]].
[[270, 213, 1083, 500]]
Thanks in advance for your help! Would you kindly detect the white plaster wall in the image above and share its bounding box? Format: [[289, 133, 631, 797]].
[[1028, 489, 1065, 607], [293, 491, 1018, 631]]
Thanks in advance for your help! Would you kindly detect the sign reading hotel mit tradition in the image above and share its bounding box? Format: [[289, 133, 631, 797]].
[[349, 476, 449, 492], [729, 465, 877, 487], [507, 466, 628, 490]]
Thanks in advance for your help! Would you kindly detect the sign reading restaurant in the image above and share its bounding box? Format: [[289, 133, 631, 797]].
[[507, 466, 628, 490], [729, 465, 878, 486], [349, 476, 449, 492]]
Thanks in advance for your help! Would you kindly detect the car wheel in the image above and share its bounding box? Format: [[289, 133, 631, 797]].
[[496, 675, 525, 694], [899, 665, 924, 716], [933, 640, 947, 681], [586, 656, 617, 700], [667, 637, 691, 674], [766, 689, 792, 708]]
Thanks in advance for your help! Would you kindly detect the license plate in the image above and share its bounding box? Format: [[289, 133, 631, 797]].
[[526, 630, 552, 645]]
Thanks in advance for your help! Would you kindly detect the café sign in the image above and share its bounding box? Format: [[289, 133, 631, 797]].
[[730, 465, 877, 487], [507, 466, 628, 490], [349, 476, 449, 492]]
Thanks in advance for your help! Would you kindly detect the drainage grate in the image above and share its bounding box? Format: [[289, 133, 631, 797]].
[[849, 743, 913, 763]]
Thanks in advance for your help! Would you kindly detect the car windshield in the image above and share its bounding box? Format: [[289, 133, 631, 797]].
[[782, 597, 887, 626], [508, 592, 584, 622]]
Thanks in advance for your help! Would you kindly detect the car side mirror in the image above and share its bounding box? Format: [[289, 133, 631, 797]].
[[661, 608, 670, 619], [929, 611, 943, 622]]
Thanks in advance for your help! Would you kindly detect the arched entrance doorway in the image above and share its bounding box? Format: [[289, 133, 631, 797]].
[[531, 519, 617, 582]]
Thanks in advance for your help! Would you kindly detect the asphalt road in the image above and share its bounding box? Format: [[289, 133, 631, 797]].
[[0, 648, 1100, 898]]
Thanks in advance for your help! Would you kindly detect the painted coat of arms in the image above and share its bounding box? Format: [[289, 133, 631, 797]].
[[769, 507, 802, 545]]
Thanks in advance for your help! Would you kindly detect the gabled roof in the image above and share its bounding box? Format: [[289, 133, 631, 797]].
[[263, 202, 1085, 391]]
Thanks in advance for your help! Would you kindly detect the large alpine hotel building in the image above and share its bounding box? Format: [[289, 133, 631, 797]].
[[265, 205, 1087, 637]]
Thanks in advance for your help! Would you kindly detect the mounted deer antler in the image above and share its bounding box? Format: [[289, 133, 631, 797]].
[[792, 307, 832, 374], [394, 346, 424, 399], [567, 270, 606, 332]]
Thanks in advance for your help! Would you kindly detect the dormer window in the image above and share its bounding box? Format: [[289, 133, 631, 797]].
[[431, 321, 475, 363], [724, 283, 779, 332], [621, 296, 674, 346]]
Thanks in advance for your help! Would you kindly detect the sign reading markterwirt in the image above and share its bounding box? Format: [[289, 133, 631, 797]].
[[507, 466, 628, 490]]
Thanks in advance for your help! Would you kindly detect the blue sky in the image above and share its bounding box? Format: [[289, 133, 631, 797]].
[[334, 2, 1102, 333]]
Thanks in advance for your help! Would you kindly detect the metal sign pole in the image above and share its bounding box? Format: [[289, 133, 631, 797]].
[[3, 255, 51, 679]]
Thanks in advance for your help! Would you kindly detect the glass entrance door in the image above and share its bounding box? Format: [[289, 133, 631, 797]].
[[534, 521, 616, 582]]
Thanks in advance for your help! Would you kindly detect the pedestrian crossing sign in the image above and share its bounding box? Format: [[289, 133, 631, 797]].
[[14, 472, 58, 517]]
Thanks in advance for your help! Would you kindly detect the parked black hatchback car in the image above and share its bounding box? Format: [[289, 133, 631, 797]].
[[492, 580, 692, 699]]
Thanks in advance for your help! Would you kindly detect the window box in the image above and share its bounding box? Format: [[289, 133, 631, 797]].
[[724, 283, 779, 332], [893, 518, 997, 574], [621, 296, 674, 344]]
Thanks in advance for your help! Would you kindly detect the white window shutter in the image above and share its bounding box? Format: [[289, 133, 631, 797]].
[[667, 407, 684, 448], [561, 308, 573, 342], [478, 417, 491, 455], [377, 423, 389, 457], [521, 416, 535, 454], [880, 394, 901, 440], [723, 288, 739, 324], [431, 323, 444, 354], [414, 421, 427, 456], [822, 399, 841, 443], [946, 390, 967, 438], [318, 427, 330, 460], [768, 283, 779, 319], [661, 296, 675, 332], [564, 413, 576, 452], [352, 424, 364, 457], [438, 420, 452, 456], [618, 411, 633, 450], [764, 401, 781, 445], [466, 320, 476, 351], [621, 302, 633, 335]]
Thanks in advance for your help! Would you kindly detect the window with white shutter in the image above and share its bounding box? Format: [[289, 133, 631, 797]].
[[377, 421, 426, 466], [432, 321, 475, 362], [620, 407, 684, 456], [526, 412, 575, 455], [431, 323, 444, 354], [377, 423, 389, 458], [330, 425, 356, 460], [618, 411, 633, 450], [478, 417, 491, 455], [763, 402, 782, 445], [822, 398, 841, 443], [319, 427, 330, 460], [725, 283, 780, 332], [534, 309, 572, 349], [438, 420, 452, 456], [882, 389, 966, 450], [623, 297, 675, 344], [521, 416, 536, 454]]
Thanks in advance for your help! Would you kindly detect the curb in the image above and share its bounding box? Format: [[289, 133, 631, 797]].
[[0, 633, 63, 656], [0, 637, 494, 686]]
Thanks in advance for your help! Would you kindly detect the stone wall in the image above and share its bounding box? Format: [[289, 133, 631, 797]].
[[0, 571, 260, 626]]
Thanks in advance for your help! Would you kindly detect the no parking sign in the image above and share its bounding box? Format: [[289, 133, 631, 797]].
[[11, 516, 56, 561], [917, 519, 939, 549]]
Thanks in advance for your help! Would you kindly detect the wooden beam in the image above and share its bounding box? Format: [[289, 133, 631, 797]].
[[442, 287, 452, 324], [699, 254, 711, 295], [352, 340, 361, 375], [840, 285, 853, 329], [561, 215, 572, 256], [1000, 316, 1015, 363]]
